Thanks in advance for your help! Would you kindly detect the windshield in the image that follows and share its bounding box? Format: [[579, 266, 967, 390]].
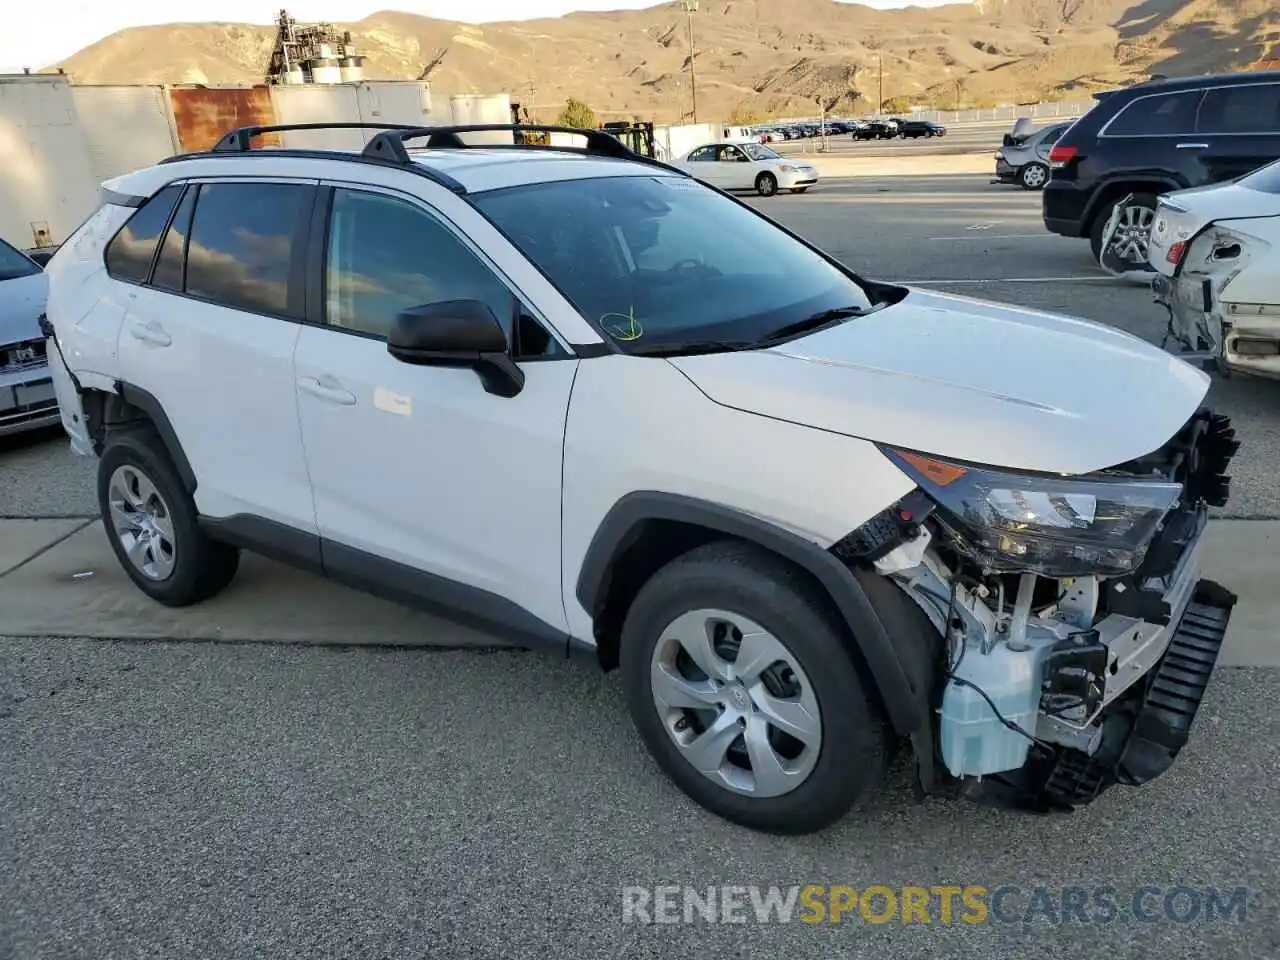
[[0, 238, 40, 282], [742, 143, 780, 161], [471, 174, 873, 352]]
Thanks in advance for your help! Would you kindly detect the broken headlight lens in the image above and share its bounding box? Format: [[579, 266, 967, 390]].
[[880, 447, 1183, 577]]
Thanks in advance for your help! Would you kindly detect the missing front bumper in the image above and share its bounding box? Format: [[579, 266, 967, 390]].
[[961, 578, 1236, 812]]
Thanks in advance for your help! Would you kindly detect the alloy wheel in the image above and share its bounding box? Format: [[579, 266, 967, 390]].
[[1108, 202, 1156, 264], [1021, 163, 1047, 189], [649, 608, 822, 798], [107, 464, 177, 581]]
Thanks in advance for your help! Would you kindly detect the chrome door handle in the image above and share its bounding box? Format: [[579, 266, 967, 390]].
[[127, 319, 171, 347], [298, 376, 357, 406], [1176, 142, 1209, 150]]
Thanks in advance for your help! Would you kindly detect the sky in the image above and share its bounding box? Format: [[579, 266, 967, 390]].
[[0, 0, 955, 75]]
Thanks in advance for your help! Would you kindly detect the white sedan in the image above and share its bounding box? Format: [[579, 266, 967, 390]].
[[675, 142, 819, 197], [1147, 159, 1280, 381]]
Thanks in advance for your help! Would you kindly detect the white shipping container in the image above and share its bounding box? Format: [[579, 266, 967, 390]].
[[449, 93, 513, 144], [653, 123, 716, 162], [70, 85, 181, 183], [0, 75, 100, 250], [270, 84, 363, 150], [357, 81, 436, 132]]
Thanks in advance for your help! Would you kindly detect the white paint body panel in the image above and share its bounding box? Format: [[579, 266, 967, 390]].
[[559, 356, 916, 639], [118, 286, 316, 531], [670, 289, 1210, 476], [674, 145, 819, 192], [294, 326, 576, 632]]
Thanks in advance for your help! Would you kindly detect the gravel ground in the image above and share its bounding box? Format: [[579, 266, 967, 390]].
[[1, 638, 1276, 960]]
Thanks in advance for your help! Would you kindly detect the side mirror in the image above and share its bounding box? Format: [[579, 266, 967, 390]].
[[387, 299, 525, 398]]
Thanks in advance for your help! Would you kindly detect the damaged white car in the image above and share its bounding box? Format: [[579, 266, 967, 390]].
[[46, 122, 1240, 835], [1148, 160, 1280, 380]]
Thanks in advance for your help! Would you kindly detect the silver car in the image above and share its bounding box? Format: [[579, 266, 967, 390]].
[[993, 120, 1070, 191], [0, 237, 57, 437]]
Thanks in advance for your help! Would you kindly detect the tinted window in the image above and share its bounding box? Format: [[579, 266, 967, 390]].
[[150, 186, 196, 293], [184, 182, 309, 316], [0, 238, 40, 281], [1198, 84, 1280, 134], [1043, 125, 1067, 145], [325, 188, 514, 340], [104, 185, 182, 283], [471, 175, 872, 352], [1105, 90, 1203, 136], [688, 146, 715, 162]]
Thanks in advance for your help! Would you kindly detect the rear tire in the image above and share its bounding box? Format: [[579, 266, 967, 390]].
[[1019, 162, 1049, 190], [755, 172, 778, 197], [619, 540, 888, 834], [97, 428, 240, 607], [1090, 191, 1158, 266]]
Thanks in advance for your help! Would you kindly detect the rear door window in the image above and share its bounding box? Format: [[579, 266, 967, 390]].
[[104, 184, 183, 283], [183, 182, 312, 317], [1104, 90, 1204, 136], [1197, 84, 1280, 134]]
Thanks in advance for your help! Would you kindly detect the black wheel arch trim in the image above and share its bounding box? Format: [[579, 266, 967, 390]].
[[113, 382, 198, 494], [575, 491, 927, 737], [1081, 175, 1181, 228]]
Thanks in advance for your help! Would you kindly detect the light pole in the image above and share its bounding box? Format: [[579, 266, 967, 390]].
[[877, 54, 883, 116], [682, 0, 699, 123]]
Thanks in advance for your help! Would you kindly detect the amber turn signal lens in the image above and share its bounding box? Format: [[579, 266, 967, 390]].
[[895, 451, 969, 487]]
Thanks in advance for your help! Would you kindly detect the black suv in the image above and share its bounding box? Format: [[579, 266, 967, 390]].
[[898, 120, 946, 138], [1043, 70, 1280, 266]]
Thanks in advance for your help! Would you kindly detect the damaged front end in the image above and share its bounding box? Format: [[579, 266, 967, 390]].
[[837, 411, 1239, 812], [1153, 217, 1280, 381]]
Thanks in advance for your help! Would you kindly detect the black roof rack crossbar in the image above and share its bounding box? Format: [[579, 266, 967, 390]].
[[361, 123, 691, 177], [211, 122, 430, 153]]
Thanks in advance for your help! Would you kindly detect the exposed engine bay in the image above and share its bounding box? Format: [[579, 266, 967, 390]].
[[835, 409, 1240, 811]]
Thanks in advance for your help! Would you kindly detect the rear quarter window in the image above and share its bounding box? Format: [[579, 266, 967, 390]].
[[1103, 90, 1203, 137], [104, 185, 184, 283]]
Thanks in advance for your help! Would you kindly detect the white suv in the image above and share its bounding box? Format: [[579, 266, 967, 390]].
[[44, 123, 1240, 834]]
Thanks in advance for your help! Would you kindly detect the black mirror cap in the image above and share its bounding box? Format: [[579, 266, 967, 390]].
[[388, 299, 508, 360], [387, 299, 525, 398]]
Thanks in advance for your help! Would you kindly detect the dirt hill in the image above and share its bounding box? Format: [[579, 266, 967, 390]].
[[52, 0, 1280, 122]]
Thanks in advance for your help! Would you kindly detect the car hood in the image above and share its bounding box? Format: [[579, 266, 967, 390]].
[[0, 272, 48, 347], [668, 289, 1209, 475]]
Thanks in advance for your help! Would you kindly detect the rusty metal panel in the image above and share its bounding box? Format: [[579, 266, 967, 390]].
[[169, 86, 280, 153]]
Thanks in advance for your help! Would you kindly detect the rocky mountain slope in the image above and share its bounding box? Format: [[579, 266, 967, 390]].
[[53, 0, 1280, 121]]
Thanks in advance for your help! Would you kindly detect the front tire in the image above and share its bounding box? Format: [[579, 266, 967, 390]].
[[97, 428, 240, 606], [620, 541, 888, 834], [755, 172, 778, 197]]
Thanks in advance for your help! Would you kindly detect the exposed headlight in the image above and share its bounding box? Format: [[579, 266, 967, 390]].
[[881, 447, 1183, 577], [778, 164, 799, 172]]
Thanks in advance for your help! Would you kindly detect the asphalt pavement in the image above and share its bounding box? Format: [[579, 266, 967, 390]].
[[2, 171, 1278, 960]]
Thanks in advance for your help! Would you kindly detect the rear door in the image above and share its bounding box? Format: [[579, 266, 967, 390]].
[[683, 145, 722, 186], [1193, 81, 1280, 183], [1097, 87, 1206, 189], [115, 177, 319, 531]]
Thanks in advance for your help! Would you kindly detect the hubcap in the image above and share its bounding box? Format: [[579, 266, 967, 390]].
[[1108, 203, 1155, 264], [1023, 165, 1046, 187], [649, 609, 822, 798], [107, 465, 177, 581]]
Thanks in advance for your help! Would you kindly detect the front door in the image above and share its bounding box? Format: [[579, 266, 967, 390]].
[[292, 183, 576, 636], [711, 144, 753, 190]]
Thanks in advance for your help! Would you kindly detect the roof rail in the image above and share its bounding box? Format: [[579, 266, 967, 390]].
[[211, 122, 429, 153], [361, 123, 691, 177]]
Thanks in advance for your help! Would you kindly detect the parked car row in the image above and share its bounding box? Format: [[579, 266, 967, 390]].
[[752, 118, 946, 142]]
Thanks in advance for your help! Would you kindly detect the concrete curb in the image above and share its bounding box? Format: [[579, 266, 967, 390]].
[[0, 519, 1274, 663]]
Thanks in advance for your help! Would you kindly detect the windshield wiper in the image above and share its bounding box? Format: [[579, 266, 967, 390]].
[[756, 306, 866, 346], [625, 339, 759, 357]]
